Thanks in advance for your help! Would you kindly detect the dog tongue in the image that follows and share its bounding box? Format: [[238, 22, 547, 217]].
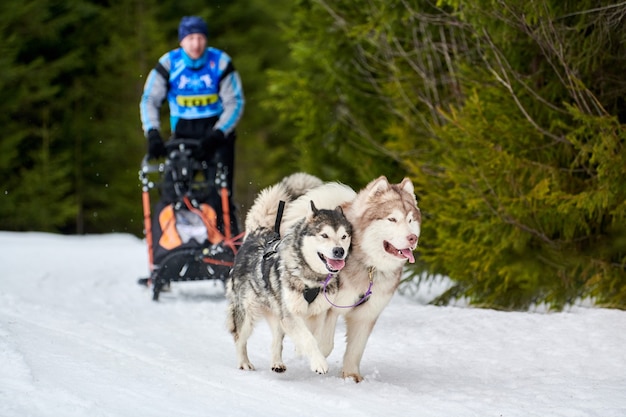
[[327, 258, 345, 271], [400, 249, 415, 263]]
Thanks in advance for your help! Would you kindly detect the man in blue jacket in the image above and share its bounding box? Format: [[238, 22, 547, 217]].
[[140, 15, 245, 201]]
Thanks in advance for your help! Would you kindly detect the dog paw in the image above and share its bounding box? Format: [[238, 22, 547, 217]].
[[238, 362, 255, 371], [271, 363, 287, 373], [342, 371, 364, 383], [310, 357, 329, 374]]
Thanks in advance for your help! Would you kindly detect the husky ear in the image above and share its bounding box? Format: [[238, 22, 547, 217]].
[[399, 177, 418, 205], [309, 200, 319, 215], [367, 176, 391, 197], [334, 205, 344, 215], [399, 177, 415, 195]]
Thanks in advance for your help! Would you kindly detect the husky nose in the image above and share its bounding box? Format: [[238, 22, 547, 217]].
[[332, 247, 345, 259], [408, 234, 418, 246]]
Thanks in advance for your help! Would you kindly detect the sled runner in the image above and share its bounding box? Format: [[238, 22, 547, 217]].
[[137, 138, 243, 301]]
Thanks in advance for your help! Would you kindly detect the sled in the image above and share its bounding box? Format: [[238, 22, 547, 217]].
[[137, 138, 243, 301]]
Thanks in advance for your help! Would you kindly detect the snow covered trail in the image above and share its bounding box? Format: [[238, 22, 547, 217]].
[[1, 232, 625, 417]]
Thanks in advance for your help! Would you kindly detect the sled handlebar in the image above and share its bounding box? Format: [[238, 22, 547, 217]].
[[164, 138, 200, 152], [139, 137, 229, 192], [140, 138, 203, 174]]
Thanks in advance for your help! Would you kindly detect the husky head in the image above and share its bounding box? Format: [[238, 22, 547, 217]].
[[299, 201, 352, 276], [350, 176, 421, 271]]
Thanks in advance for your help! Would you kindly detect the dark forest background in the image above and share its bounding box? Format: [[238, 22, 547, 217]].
[[1, 0, 625, 310]]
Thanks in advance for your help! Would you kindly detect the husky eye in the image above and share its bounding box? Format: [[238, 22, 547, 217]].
[[388, 217, 397, 223], [321, 233, 328, 238], [342, 234, 348, 240]]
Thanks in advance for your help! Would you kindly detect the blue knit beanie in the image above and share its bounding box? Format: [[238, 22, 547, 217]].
[[178, 16, 208, 41]]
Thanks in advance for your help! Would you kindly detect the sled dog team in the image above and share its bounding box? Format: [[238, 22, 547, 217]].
[[226, 173, 421, 382]]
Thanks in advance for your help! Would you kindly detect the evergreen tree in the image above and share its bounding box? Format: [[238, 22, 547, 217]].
[[416, 0, 626, 309], [0, 2, 94, 232], [265, 0, 408, 186], [265, 0, 626, 309]]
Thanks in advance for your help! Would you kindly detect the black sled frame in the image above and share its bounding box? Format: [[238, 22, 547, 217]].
[[138, 139, 243, 301]]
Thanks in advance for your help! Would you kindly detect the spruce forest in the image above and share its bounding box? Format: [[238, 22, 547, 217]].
[[1, 1, 625, 310]]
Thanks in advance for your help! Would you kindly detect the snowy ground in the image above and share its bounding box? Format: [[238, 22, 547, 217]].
[[1, 231, 625, 417]]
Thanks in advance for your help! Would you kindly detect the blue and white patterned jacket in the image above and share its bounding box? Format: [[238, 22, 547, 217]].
[[140, 47, 245, 137]]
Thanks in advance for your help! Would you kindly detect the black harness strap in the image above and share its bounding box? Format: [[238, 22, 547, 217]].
[[262, 200, 286, 260], [303, 287, 321, 304], [260, 200, 286, 289], [274, 200, 285, 234]]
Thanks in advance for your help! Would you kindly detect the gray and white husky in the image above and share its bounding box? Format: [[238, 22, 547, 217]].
[[225, 176, 352, 374], [280, 174, 421, 382]]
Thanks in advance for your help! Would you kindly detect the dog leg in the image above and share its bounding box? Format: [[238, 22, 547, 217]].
[[282, 315, 328, 374], [234, 312, 256, 371], [341, 316, 376, 382], [312, 310, 339, 357], [266, 313, 287, 373]]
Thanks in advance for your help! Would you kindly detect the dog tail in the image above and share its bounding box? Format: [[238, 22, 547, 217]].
[[224, 278, 239, 338], [279, 172, 324, 200], [244, 182, 292, 233], [245, 173, 323, 234]]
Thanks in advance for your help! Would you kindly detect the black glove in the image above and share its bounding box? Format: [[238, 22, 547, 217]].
[[147, 129, 166, 160], [197, 129, 226, 160]]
